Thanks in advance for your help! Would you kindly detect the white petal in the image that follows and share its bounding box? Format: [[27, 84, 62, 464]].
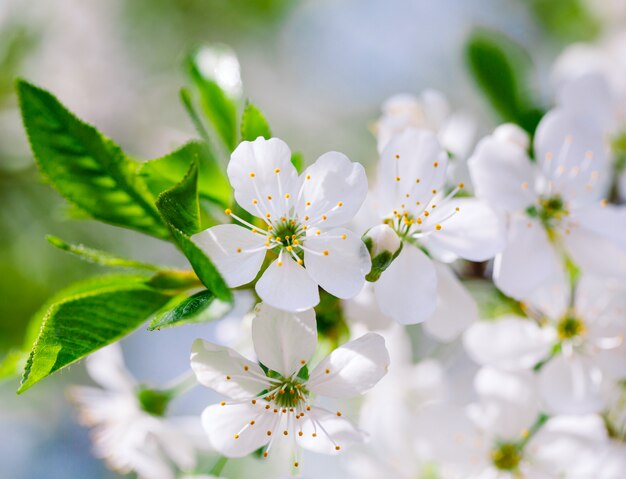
[[425, 198, 505, 262], [468, 135, 537, 211], [201, 403, 271, 457], [423, 263, 477, 342], [255, 256, 320, 312], [374, 245, 437, 324], [342, 282, 392, 331], [539, 354, 606, 414], [296, 406, 364, 454], [304, 228, 371, 299], [556, 73, 615, 132], [190, 339, 267, 400], [85, 343, 136, 392], [564, 224, 626, 280], [493, 216, 562, 299], [526, 273, 570, 320], [307, 333, 389, 398], [192, 224, 266, 287], [295, 152, 368, 228], [377, 128, 448, 219], [227, 137, 299, 219], [534, 109, 610, 203], [251, 303, 317, 377], [464, 317, 555, 370]]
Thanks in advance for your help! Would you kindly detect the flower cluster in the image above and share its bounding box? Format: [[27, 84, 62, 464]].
[[30, 20, 626, 479]]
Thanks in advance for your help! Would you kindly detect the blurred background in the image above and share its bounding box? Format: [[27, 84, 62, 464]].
[[0, 0, 617, 477]]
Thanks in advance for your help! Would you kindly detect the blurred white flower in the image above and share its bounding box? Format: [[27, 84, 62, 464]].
[[367, 127, 504, 325], [464, 275, 626, 415], [190, 303, 389, 468], [192, 137, 371, 312], [469, 113, 626, 299], [70, 344, 205, 479]]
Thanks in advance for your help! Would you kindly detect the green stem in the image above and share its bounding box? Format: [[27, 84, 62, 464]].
[[210, 456, 228, 476], [166, 370, 197, 398], [519, 412, 549, 449]]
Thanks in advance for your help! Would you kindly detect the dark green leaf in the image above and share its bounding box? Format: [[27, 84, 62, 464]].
[[155, 161, 200, 236], [146, 270, 203, 291], [17, 80, 169, 238], [180, 87, 212, 144], [465, 29, 544, 134], [47, 235, 162, 270], [139, 141, 231, 207], [148, 289, 232, 330], [186, 57, 238, 151], [18, 276, 173, 393], [156, 165, 233, 303], [241, 102, 271, 141]]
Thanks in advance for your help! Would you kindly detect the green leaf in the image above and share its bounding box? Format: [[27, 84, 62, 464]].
[[186, 56, 238, 152], [148, 289, 232, 330], [46, 235, 162, 271], [18, 276, 173, 393], [139, 141, 231, 207], [17, 80, 169, 238], [156, 164, 233, 303], [291, 152, 304, 173], [529, 0, 600, 43], [155, 161, 200, 236], [241, 102, 271, 141], [465, 29, 544, 135]]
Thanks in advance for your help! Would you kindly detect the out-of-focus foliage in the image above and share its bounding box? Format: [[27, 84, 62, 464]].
[[527, 0, 600, 43]]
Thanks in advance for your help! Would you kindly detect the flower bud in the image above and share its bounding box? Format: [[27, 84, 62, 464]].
[[493, 123, 530, 151], [363, 224, 403, 282]]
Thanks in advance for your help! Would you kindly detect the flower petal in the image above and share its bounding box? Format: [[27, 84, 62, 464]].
[[538, 354, 606, 415], [85, 343, 136, 392], [374, 245, 437, 324], [251, 303, 317, 377], [296, 406, 364, 454], [564, 224, 626, 280], [493, 216, 562, 299], [304, 228, 371, 299], [307, 333, 389, 398], [227, 137, 299, 219], [377, 128, 448, 219], [423, 263, 477, 342], [192, 224, 267, 287], [295, 152, 368, 228], [425, 198, 505, 262], [468, 134, 537, 211], [190, 339, 267, 400], [463, 317, 555, 370], [201, 403, 271, 458], [255, 256, 320, 312]]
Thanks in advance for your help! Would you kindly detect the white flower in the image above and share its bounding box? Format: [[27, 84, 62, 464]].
[[369, 127, 504, 325], [190, 303, 389, 468], [192, 137, 371, 312], [469, 113, 626, 299], [70, 344, 203, 479], [464, 275, 626, 415]]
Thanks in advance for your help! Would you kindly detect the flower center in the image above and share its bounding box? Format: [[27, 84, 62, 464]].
[[266, 376, 310, 409], [556, 315, 586, 340], [491, 442, 522, 471], [137, 387, 171, 417], [525, 194, 568, 229]]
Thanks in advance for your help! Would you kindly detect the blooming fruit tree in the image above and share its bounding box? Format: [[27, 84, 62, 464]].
[[4, 30, 626, 479]]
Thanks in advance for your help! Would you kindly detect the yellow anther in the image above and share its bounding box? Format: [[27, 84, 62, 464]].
[[300, 359, 306, 364], [335, 445, 341, 451], [433, 162, 439, 167], [395, 176, 401, 181], [264, 242, 270, 247], [432, 189, 437, 194], [416, 178, 421, 183], [455, 207, 460, 212], [294, 462, 299, 468], [436, 224, 442, 231], [283, 431, 289, 436], [336, 411, 342, 417], [251, 399, 256, 404], [244, 365, 249, 372], [263, 451, 268, 457], [297, 259, 303, 265], [266, 431, 272, 436], [277, 261, 283, 267], [306, 201, 311, 206], [267, 195, 272, 200], [252, 199, 258, 205], [250, 172, 256, 177], [234, 434, 240, 439], [226, 375, 231, 380], [304, 215, 310, 221], [322, 215, 327, 221], [266, 213, 271, 218], [293, 239, 300, 245], [323, 250, 329, 256], [325, 369, 330, 374], [225, 208, 232, 215], [341, 234, 347, 240], [287, 246, 293, 252], [298, 431, 303, 437], [424, 211, 430, 217], [337, 201, 343, 207], [285, 193, 290, 199], [220, 401, 226, 406], [306, 175, 311, 180], [417, 217, 422, 224], [274, 168, 281, 173], [395, 154, 400, 159], [458, 182, 465, 188], [315, 230, 321, 236], [601, 199, 608, 207]]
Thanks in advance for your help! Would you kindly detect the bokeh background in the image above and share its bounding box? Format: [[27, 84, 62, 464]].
[[0, 0, 615, 477]]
